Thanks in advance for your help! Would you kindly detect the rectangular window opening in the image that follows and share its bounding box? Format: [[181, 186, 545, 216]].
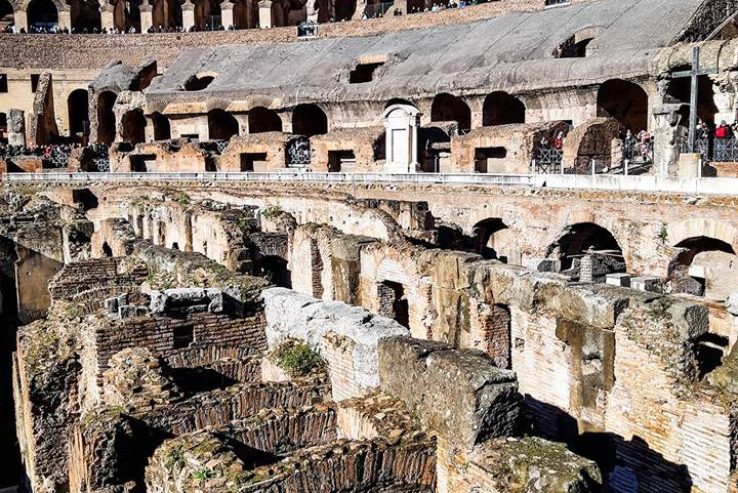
[[240, 152, 267, 172], [31, 74, 40, 93], [349, 63, 384, 84]]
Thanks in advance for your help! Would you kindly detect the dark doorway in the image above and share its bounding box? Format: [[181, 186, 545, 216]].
[[151, 112, 171, 141], [208, 109, 239, 141], [67, 89, 89, 140], [254, 256, 291, 288], [130, 154, 156, 172], [248, 107, 282, 134], [28, 0, 58, 28], [328, 150, 355, 172], [547, 222, 624, 272], [97, 91, 117, 145], [482, 92, 526, 126], [240, 152, 267, 172], [597, 79, 649, 132], [474, 147, 507, 173], [70, 0, 101, 31], [292, 104, 328, 137], [471, 218, 509, 260], [121, 109, 146, 144], [378, 280, 409, 329], [431, 93, 471, 132]]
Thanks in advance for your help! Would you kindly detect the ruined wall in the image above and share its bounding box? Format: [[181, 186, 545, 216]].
[[311, 127, 385, 173], [219, 132, 290, 172]]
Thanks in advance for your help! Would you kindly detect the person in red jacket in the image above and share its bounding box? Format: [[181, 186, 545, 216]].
[[715, 121, 732, 139]]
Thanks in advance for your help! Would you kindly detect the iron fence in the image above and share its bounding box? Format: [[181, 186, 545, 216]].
[[681, 135, 738, 162]]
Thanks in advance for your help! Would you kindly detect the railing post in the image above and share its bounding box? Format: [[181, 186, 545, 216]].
[[591, 159, 596, 176], [624, 159, 629, 176]]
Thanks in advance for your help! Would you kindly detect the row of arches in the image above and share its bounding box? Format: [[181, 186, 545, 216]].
[[428, 81, 650, 134], [468, 217, 737, 298]]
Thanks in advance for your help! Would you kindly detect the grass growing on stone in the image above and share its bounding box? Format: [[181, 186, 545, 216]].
[[271, 340, 326, 377]]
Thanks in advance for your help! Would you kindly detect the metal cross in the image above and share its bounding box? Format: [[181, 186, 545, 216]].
[[672, 46, 718, 152]]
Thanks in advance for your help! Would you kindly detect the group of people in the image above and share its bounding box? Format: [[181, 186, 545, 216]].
[[1, 23, 233, 34], [696, 119, 738, 141], [408, 0, 479, 14], [623, 129, 653, 161], [538, 131, 567, 152]]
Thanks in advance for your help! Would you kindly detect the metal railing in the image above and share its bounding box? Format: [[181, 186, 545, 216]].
[[4, 172, 738, 195]]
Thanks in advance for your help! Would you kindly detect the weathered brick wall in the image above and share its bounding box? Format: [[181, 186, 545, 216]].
[[310, 127, 385, 173], [218, 132, 290, 171], [48, 258, 148, 300]]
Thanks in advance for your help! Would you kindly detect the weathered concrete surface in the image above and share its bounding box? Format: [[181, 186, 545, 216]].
[[261, 287, 409, 400], [378, 336, 521, 450]]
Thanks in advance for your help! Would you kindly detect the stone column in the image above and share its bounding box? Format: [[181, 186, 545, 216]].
[[100, 4, 115, 30], [652, 103, 685, 178], [258, 0, 272, 28], [15, 9, 28, 31], [8, 109, 26, 147], [139, 3, 154, 32], [181, 0, 196, 30], [220, 0, 234, 28], [58, 8, 72, 31]]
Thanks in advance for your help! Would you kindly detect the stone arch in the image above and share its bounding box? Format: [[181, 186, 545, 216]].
[[292, 104, 328, 137], [667, 219, 738, 251], [0, 0, 15, 26], [471, 218, 510, 261], [597, 79, 649, 132], [253, 255, 291, 288], [207, 109, 239, 141], [248, 107, 282, 134], [669, 236, 737, 297], [97, 91, 117, 145], [151, 112, 171, 141], [151, 0, 180, 29], [232, 0, 255, 28], [554, 27, 603, 58], [431, 93, 471, 132], [121, 109, 146, 144], [547, 222, 625, 275], [561, 118, 623, 174], [385, 98, 415, 109], [69, 0, 100, 31], [67, 89, 89, 140], [27, 0, 57, 28], [482, 92, 526, 126]]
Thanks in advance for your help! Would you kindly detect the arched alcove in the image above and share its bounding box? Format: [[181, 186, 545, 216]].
[[597, 79, 649, 132], [97, 91, 117, 145], [248, 107, 282, 134], [482, 92, 526, 127], [67, 89, 89, 140], [28, 0, 58, 28], [207, 109, 239, 141], [121, 109, 146, 144], [431, 93, 471, 132], [292, 104, 328, 137], [151, 112, 171, 141]]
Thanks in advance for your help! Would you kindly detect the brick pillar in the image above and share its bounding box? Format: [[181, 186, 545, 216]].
[[580, 253, 594, 283], [15, 9, 28, 31], [58, 8, 72, 31], [99, 4, 115, 30], [220, 0, 234, 28], [139, 3, 154, 32], [181, 0, 195, 30], [258, 0, 272, 28]]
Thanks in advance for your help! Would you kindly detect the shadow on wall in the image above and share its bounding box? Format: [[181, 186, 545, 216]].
[[525, 396, 694, 493]]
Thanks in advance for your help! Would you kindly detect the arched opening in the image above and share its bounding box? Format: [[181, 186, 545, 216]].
[[556, 35, 594, 58], [253, 255, 291, 288], [547, 222, 625, 280], [171, 242, 180, 251], [292, 104, 328, 137], [28, 0, 58, 29], [102, 241, 113, 257], [97, 91, 117, 145], [151, 112, 171, 141], [669, 236, 736, 296], [378, 280, 409, 329], [667, 71, 718, 127], [385, 98, 415, 109], [597, 79, 649, 132], [195, 0, 221, 29], [0, 0, 15, 28], [248, 107, 282, 134], [121, 109, 146, 145], [334, 0, 356, 21], [207, 109, 239, 141], [373, 132, 386, 162], [482, 92, 526, 127], [70, 0, 101, 31], [483, 304, 511, 369], [112, 0, 141, 32], [67, 89, 89, 142], [470, 218, 509, 260], [431, 93, 471, 132]]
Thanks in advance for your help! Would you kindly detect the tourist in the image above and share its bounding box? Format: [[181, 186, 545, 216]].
[[716, 120, 732, 139], [553, 131, 565, 150]]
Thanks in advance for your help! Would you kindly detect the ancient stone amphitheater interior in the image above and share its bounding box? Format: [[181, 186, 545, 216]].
[[3, 0, 738, 492]]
